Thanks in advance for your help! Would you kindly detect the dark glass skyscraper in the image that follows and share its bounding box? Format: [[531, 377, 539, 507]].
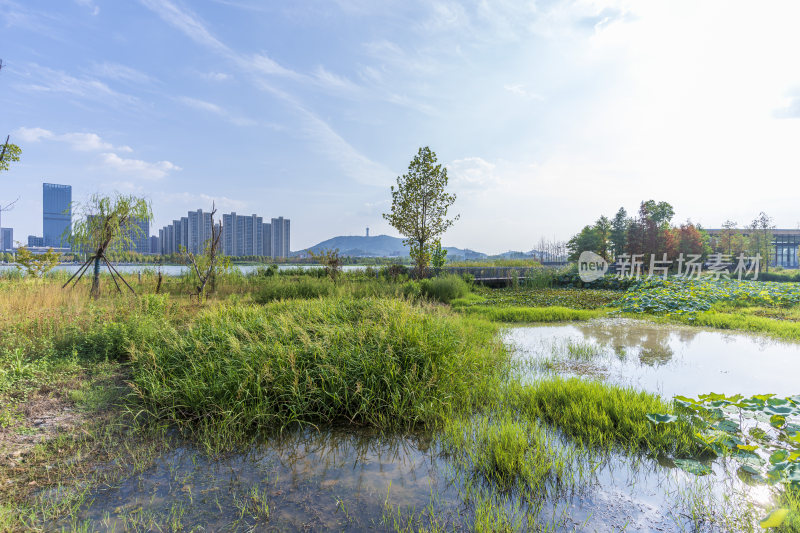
[[43, 183, 72, 247]]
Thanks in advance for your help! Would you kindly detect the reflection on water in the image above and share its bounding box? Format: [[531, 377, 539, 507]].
[[56, 426, 763, 531], [53, 318, 798, 531], [505, 317, 800, 398]]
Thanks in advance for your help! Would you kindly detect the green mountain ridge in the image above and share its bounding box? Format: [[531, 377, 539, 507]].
[[293, 234, 487, 259]]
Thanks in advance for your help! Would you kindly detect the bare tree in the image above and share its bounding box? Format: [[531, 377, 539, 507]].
[[182, 204, 224, 300]]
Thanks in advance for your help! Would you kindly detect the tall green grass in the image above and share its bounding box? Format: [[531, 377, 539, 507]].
[[458, 305, 608, 323], [127, 298, 508, 442], [506, 378, 698, 456]]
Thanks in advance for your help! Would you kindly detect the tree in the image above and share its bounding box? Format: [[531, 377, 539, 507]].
[[309, 248, 342, 282], [431, 239, 448, 273], [14, 245, 60, 278], [566, 225, 603, 261], [610, 208, 628, 259], [593, 216, 612, 260], [749, 212, 775, 272], [383, 147, 459, 277], [65, 193, 153, 298], [0, 136, 21, 173], [675, 221, 705, 257], [182, 205, 225, 299]]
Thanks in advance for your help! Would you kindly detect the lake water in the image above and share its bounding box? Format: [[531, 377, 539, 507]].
[[51, 319, 800, 531], [504, 317, 800, 398], [0, 263, 368, 276]]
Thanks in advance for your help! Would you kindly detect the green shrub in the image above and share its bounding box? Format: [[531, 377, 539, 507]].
[[419, 275, 470, 303], [253, 277, 336, 302], [127, 298, 507, 441]]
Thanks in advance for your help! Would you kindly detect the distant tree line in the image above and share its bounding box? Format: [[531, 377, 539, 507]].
[[567, 200, 777, 271]]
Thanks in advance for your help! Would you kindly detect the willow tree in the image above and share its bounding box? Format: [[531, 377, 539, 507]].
[[65, 193, 152, 298], [383, 147, 459, 277]]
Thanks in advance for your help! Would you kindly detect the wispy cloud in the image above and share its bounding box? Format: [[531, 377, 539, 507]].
[[774, 93, 800, 119], [88, 62, 154, 84], [14, 127, 132, 152], [140, 0, 394, 185], [177, 96, 257, 126], [100, 153, 181, 180], [15, 126, 179, 180], [19, 63, 140, 107], [74, 0, 99, 16], [503, 83, 544, 101], [158, 191, 247, 211]]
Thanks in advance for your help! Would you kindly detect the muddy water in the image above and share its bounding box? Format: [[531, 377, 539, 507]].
[[54, 319, 798, 531], [504, 317, 800, 398]]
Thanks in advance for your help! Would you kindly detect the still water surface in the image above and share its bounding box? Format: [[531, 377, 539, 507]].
[[55, 319, 799, 531]]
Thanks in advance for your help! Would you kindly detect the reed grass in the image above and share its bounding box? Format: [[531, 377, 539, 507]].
[[458, 305, 608, 323], [506, 378, 699, 456], [126, 297, 508, 444]]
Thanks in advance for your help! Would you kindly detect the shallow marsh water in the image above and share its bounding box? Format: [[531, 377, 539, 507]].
[[504, 317, 800, 398], [52, 318, 799, 531]]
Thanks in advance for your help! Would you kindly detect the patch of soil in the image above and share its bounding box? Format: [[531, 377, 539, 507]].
[[0, 383, 84, 467]]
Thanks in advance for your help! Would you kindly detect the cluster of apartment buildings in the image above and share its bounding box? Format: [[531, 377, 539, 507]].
[[0, 183, 291, 259], [157, 211, 290, 258]]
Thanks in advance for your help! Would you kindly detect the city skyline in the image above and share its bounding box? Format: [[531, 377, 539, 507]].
[[3, 2, 800, 253]]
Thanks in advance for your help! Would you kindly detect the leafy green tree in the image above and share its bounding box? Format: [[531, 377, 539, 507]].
[[593, 216, 612, 260], [431, 239, 448, 273], [309, 248, 342, 282], [69, 193, 153, 298], [383, 147, 459, 278], [0, 137, 21, 173], [567, 225, 603, 261], [748, 212, 775, 272], [610, 208, 628, 258], [14, 245, 60, 277]]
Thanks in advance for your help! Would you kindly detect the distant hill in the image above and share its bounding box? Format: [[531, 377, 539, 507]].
[[294, 234, 486, 260]]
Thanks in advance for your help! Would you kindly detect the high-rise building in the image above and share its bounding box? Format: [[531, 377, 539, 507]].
[[261, 222, 272, 257], [149, 235, 160, 255], [27, 235, 44, 247], [188, 209, 213, 254], [123, 217, 150, 253], [270, 217, 290, 258], [158, 209, 220, 256], [0, 228, 12, 251], [43, 183, 72, 247], [221, 212, 263, 256]]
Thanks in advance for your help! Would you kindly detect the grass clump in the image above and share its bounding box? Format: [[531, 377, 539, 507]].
[[442, 413, 566, 493], [418, 274, 470, 303], [128, 297, 507, 441], [458, 305, 608, 323], [676, 310, 800, 341], [507, 377, 698, 456], [252, 276, 337, 302]]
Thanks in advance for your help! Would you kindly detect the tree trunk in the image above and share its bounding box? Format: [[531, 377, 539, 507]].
[[91, 256, 101, 298]]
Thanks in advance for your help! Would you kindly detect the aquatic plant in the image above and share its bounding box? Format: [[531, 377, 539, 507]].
[[615, 277, 800, 318], [648, 392, 800, 529]]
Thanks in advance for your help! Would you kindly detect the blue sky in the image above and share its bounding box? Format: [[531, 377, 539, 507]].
[[2, 0, 800, 253]]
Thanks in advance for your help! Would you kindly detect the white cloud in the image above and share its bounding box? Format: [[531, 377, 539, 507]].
[[177, 96, 257, 126], [74, 0, 99, 15], [88, 62, 154, 84], [503, 83, 544, 101], [313, 66, 360, 93], [158, 191, 247, 211], [20, 63, 139, 107], [13, 127, 133, 152], [142, 0, 394, 185], [200, 71, 230, 81], [100, 153, 181, 180], [14, 127, 54, 143]]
